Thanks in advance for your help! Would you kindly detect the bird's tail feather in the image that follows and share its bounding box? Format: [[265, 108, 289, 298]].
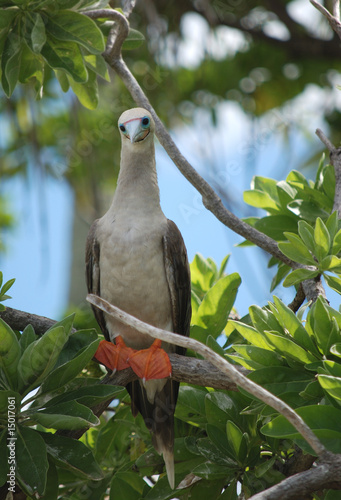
[[153, 434, 175, 489]]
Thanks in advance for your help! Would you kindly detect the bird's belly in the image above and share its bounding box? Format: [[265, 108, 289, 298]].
[[99, 223, 173, 349]]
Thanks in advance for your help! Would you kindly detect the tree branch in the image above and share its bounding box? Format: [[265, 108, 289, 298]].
[[310, 0, 341, 39], [87, 293, 329, 459], [0, 306, 73, 335], [249, 454, 341, 500]]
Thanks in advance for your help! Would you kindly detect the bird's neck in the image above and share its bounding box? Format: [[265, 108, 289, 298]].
[[110, 141, 162, 217]]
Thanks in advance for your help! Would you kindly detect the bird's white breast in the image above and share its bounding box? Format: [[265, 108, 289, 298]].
[[97, 211, 173, 349]]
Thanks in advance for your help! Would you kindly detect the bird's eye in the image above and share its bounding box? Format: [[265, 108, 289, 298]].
[[141, 117, 150, 128], [119, 124, 126, 133]]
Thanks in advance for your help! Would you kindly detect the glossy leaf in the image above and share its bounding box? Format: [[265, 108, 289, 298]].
[[1, 28, 22, 97], [228, 320, 271, 350], [43, 384, 123, 409], [243, 190, 279, 213], [283, 268, 318, 287], [29, 401, 99, 430], [109, 472, 146, 500], [0, 389, 21, 414], [42, 432, 103, 480], [261, 331, 317, 364], [324, 274, 341, 294], [261, 405, 341, 454], [314, 217, 330, 260], [40, 330, 99, 393], [332, 228, 341, 254], [16, 426, 48, 496], [41, 37, 88, 83], [17, 325, 68, 393], [45, 10, 105, 54], [279, 232, 316, 265], [0, 318, 21, 390], [68, 68, 99, 109], [19, 325, 38, 353], [254, 215, 298, 241], [232, 345, 284, 367], [298, 220, 315, 254], [175, 386, 207, 425], [122, 28, 145, 50], [318, 374, 341, 403], [194, 273, 241, 338]]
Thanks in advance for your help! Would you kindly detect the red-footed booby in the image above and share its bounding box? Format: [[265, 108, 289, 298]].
[[85, 107, 191, 488]]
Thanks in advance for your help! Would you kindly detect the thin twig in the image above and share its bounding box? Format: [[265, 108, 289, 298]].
[[315, 128, 336, 153], [310, 0, 341, 39], [333, 0, 340, 21], [87, 293, 329, 458]]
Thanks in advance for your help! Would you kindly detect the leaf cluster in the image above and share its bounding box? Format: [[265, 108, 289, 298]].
[[0, 1, 144, 108]]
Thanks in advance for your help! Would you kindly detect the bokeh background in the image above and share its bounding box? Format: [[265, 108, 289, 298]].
[[1, 0, 341, 321]]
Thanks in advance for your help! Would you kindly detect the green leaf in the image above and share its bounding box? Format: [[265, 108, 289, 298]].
[[45, 10, 105, 54], [233, 345, 284, 367], [226, 420, 243, 459], [249, 304, 283, 335], [29, 401, 99, 430], [229, 321, 271, 350], [271, 297, 319, 355], [254, 215, 298, 241], [195, 273, 241, 338], [261, 330, 317, 364], [16, 426, 48, 496], [42, 432, 103, 480], [287, 200, 329, 222], [311, 298, 339, 356], [325, 211, 338, 242], [196, 437, 237, 467], [26, 12, 46, 53], [318, 374, 341, 403], [280, 232, 316, 265], [18, 41, 44, 95], [247, 367, 314, 397], [19, 325, 38, 353], [314, 217, 330, 260], [190, 254, 216, 295], [42, 384, 123, 410], [41, 36, 88, 83], [40, 331, 99, 393], [109, 472, 146, 500], [261, 405, 341, 454], [0, 278, 15, 296], [17, 325, 68, 393], [298, 220, 315, 254], [324, 274, 341, 294], [320, 255, 341, 272], [122, 28, 145, 50], [175, 386, 207, 425], [84, 52, 109, 81], [0, 9, 18, 34], [332, 228, 341, 254], [283, 268, 318, 287], [277, 244, 312, 267], [1, 28, 22, 97], [68, 68, 99, 109], [191, 462, 230, 480], [243, 190, 279, 213], [0, 318, 21, 390]]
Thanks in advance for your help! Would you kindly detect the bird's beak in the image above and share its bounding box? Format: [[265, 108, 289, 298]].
[[124, 119, 149, 143]]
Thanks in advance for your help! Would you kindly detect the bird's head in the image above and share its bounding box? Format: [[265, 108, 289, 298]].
[[118, 108, 154, 145]]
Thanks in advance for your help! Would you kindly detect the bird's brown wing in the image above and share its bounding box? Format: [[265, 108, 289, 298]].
[[85, 220, 110, 341], [127, 219, 191, 487]]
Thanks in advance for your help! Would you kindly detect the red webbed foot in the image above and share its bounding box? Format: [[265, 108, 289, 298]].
[[128, 339, 172, 382], [94, 336, 136, 372]]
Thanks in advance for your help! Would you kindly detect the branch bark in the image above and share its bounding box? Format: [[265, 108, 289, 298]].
[[310, 0, 341, 39], [0, 306, 73, 335], [87, 293, 329, 459], [249, 454, 341, 500]]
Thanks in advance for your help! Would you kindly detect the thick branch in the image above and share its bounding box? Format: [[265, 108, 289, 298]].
[[101, 353, 247, 391], [249, 454, 341, 500], [0, 306, 72, 335], [87, 293, 329, 458]]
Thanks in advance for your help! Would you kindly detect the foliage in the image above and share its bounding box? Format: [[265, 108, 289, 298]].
[[0, 0, 144, 109]]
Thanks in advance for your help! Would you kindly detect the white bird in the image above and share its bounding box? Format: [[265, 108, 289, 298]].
[[85, 107, 191, 488]]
